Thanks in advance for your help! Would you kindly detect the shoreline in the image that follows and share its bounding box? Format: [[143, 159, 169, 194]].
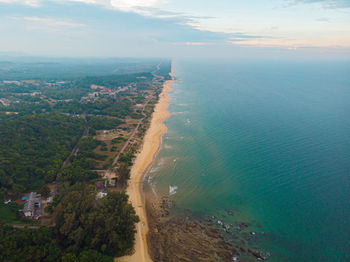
[[117, 65, 175, 262]]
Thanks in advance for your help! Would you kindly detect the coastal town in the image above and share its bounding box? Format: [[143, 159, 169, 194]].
[[0, 59, 172, 261]]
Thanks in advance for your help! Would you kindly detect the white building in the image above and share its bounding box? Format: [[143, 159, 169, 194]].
[[23, 192, 41, 217]]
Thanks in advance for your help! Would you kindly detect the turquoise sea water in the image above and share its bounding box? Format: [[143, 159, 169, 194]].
[[148, 59, 350, 261]]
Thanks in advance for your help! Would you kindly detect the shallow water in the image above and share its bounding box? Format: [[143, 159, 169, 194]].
[[149, 59, 350, 261]]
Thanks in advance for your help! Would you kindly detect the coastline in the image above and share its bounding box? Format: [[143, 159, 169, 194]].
[[117, 65, 175, 262]]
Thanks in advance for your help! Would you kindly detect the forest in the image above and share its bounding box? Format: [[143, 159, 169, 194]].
[[0, 113, 85, 193]]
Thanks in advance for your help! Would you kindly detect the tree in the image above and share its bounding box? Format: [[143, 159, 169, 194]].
[[53, 184, 139, 256], [38, 185, 51, 197], [61, 253, 78, 262], [0, 225, 61, 262], [117, 163, 130, 186], [79, 250, 113, 262], [0, 113, 85, 192]]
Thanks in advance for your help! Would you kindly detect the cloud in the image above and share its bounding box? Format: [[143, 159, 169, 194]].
[[290, 0, 350, 8], [21, 16, 85, 28], [230, 33, 266, 40], [0, 0, 275, 48], [0, 0, 199, 24], [0, 0, 164, 10], [172, 42, 214, 46], [0, 0, 40, 6], [110, 0, 160, 11], [69, 0, 102, 3], [10, 16, 85, 34]]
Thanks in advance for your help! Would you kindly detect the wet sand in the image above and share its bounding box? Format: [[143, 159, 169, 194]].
[[117, 73, 174, 262]]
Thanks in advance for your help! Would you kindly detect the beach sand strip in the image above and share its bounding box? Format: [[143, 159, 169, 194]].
[[117, 67, 175, 262]]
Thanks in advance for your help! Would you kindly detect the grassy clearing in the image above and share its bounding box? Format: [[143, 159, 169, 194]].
[[0, 202, 24, 223], [0, 193, 34, 224]]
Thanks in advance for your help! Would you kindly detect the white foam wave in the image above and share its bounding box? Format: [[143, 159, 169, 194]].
[[169, 185, 178, 196], [150, 167, 160, 173], [163, 144, 173, 149]]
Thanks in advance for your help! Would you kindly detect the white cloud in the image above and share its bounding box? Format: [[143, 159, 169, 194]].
[[110, 0, 160, 11], [108, 0, 176, 18], [70, 0, 100, 3], [174, 42, 214, 46], [10, 16, 85, 35], [0, 0, 167, 17], [0, 0, 163, 10], [22, 16, 85, 27], [0, 0, 40, 6], [13, 16, 85, 28]]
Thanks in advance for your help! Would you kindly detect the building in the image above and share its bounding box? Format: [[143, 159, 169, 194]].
[[3, 80, 20, 85], [96, 191, 108, 199], [22, 192, 42, 218], [109, 178, 116, 187], [0, 98, 12, 106], [94, 181, 108, 199]]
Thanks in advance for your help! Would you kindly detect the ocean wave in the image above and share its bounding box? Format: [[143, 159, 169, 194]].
[[147, 176, 158, 196], [150, 167, 160, 173], [169, 185, 178, 196], [163, 144, 173, 149], [171, 111, 189, 115]]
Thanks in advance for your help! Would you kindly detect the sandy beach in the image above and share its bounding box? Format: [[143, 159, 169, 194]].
[[117, 68, 174, 262]]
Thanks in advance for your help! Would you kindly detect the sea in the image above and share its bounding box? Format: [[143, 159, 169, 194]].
[[147, 59, 350, 261]]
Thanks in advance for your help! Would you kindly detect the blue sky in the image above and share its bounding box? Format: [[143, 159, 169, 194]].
[[0, 0, 349, 59]]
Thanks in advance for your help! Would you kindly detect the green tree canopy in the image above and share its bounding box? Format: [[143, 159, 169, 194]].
[[54, 184, 139, 256]]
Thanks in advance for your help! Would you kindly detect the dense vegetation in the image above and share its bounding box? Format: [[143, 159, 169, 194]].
[[85, 98, 132, 117], [78, 72, 153, 89], [0, 113, 84, 193], [88, 116, 123, 135], [88, 116, 122, 130], [56, 137, 107, 184], [53, 98, 133, 118], [116, 163, 131, 186], [54, 184, 139, 256], [0, 224, 114, 262], [0, 101, 51, 115], [0, 225, 62, 262]]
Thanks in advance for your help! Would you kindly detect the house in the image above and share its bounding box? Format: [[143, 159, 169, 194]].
[[0, 98, 12, 106], [3, 80, 20, 85], [94, 181, 108, 199], [109, 178, 116, 187], [96, 191, 108, 199], [22, 192, 41, 218]]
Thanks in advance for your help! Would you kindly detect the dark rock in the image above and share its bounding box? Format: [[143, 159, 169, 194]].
[[248, 249, 265, 260]]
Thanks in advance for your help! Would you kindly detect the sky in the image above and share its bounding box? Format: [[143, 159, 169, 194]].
[[0, 0, 349, 59]]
